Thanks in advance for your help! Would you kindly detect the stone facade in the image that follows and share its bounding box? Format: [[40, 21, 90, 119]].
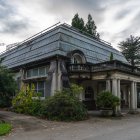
[[0, 23, 140, 112]]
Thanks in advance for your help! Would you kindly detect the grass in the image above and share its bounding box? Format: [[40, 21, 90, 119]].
[[0, 122, 12, 136]]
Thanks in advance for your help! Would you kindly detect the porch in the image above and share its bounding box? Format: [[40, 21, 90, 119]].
[[67, 60, 140, 113]]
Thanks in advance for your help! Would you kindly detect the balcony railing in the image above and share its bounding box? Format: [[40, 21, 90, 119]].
[[67, 60, 140, 75]]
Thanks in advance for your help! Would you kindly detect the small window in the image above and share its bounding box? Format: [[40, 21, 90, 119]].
[[38, 81, 45, 97], [39, 67, 45, 76], [29, 81, 45, 97], [26, 66, 49, 78], [32, 68, 38, 77], [27, 70, 32, 77]]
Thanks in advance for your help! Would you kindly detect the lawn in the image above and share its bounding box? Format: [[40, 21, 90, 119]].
[[0, 122, 12, 136]]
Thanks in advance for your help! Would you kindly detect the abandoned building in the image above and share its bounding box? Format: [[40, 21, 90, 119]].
[[0, 23, 140, 112]]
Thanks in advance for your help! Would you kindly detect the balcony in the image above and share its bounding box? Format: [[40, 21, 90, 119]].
[[67, 60, 140, 75]]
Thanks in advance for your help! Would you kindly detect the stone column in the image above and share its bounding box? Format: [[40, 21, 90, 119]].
[[134, 82, 138, 110], [117, 79, 121, 113], [46, 61, 57, 96], [20, 68, 25, 89], [51, 72, 57, 96], [57, 61, 62, 91], [130, 81, 136, 112], [112, 79, 117, 96], [106, 80, 111, 92], [112, 78, 122, 115]]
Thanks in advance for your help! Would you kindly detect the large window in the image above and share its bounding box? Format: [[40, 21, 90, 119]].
[[29, 81, 45, 97], [26, 66, 49, 78]]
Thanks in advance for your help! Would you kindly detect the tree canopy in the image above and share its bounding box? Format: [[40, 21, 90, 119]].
[[0, 59, 17, 107], [119, 35, 140, 67], [71, 13, 85, 32], [71, 13, 100, 39]]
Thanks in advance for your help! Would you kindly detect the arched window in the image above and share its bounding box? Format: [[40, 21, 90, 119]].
[[72, 53, 86, 64], [85, 87, 94, 101], [73, 54, 83, 64]]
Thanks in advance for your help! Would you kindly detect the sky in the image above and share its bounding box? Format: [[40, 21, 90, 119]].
[[0, 0, 140, 53]]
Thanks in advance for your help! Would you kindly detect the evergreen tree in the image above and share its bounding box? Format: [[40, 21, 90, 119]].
[[71, 13, 85, 32], [119, 35, 140, 67], [110, 52, 114, 61], [71, 13, 100, 40], [85, 14, 100, 39], [0, 59, 17, 107]]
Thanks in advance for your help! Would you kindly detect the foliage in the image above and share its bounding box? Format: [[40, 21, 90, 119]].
[[12, 83, 87, 121], [0, 122, 12, 136], [71, 13, 100, 40], [119, 35, 140, 66], [96, 91, 120, 110], [71, 13, 85, 32], [12, 85, 42, 115], [110, 52, 114, 61], [41, 92, 87, 121], [69, 83, 83, 97], [0, 59, 17, 107], [85, 14, 100, 39]]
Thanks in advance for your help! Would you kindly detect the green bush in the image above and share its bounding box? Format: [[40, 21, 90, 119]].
[[12, 83, 87, 121], [0, 59, 17, 108], [42, 91, 87, 121], [0, 122, 12, 136], [96, 91, 120, 115], [12, 85, 41, 115], [0, 97, 12, 108]]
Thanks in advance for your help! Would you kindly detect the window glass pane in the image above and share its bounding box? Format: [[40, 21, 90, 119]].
[[32, 82, 37, 92], [39, 67, 45, 76], [46, 66, 49, 74], [38, 89, 44, 97], [27, 70, 31, 77], [32, 68, 38, 77], [38, 81, 44, 89], [38, 81, 45, 97]]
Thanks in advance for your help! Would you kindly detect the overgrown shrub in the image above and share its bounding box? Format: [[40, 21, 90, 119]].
[[0, 59, 17, 108], [12, 85, 41, 115], [41, 91, 87, 121], [96, 91, 120, 115], [12, 83, 87, 121]]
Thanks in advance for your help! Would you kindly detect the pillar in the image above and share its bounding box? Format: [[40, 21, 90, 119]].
[[51, 72, 57, 96], [134, 82, 138, 110], [112, 79, 117, 96], [106, 80, 111, 92], [49, 61, 57, 96], [130, 81, 136, 112], [117, 79, 121, 113], [112, 78, 121, 114], [57, 61, 62, 91], [20, 68, 25, 89]]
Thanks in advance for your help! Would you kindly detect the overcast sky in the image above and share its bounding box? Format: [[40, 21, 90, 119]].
[[0, 0, 140, 53]]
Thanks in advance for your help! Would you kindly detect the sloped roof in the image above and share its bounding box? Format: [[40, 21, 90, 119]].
[[0, 23, 128, 68]]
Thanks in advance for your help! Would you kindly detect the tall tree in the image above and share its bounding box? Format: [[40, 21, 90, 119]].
[[119, 35, 140, 66], [85, 14, 100, 39], [71, 13, 85, 32], [71, 13, 100, 39], [0, 59, 17, 107]]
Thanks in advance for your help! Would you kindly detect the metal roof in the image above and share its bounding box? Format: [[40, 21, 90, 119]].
[[0, 23, 128, 68]]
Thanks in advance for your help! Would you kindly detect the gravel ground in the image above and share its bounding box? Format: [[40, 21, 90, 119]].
[[1, 110, 140, 140]]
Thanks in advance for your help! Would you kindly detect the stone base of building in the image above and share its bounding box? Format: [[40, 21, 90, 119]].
[[128, 109, 139, 114]]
